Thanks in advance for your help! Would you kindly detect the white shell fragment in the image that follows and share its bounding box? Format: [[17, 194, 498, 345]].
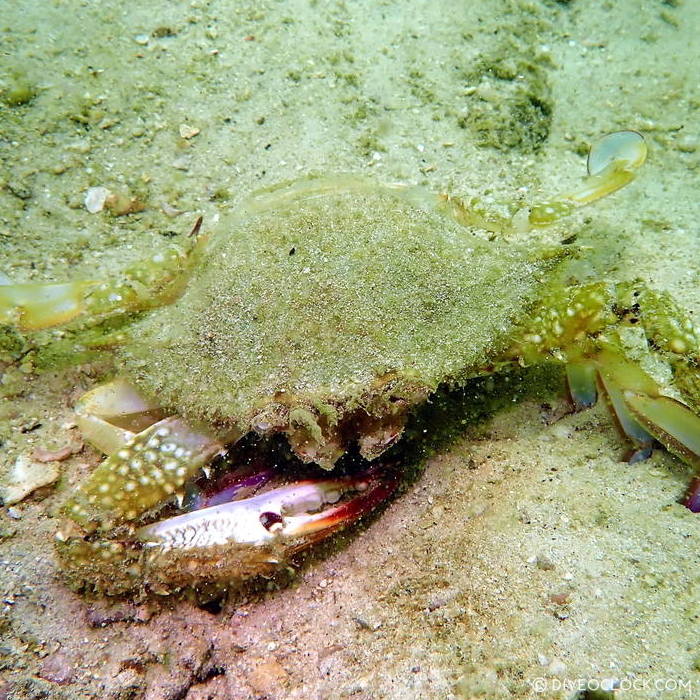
[[0, 455, 60, 505], [160, 201, 184, 218], [84, 186, 111, 214]]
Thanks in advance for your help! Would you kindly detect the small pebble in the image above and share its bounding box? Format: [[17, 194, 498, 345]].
[[428, 597, 447, 612], [547, 658, 567, 677], [179, 123, 200, 139], [3, 82, 36, 107], [678, 135, 698, 153], [86, 602, 153, 627], [104, 191, 144, 216], [536, 554, 555, 570], [549, 592, 571, 605], [161, 201, 184, 217], [247, 658, 289, 697], [7, 180, 32, 200], [39, 652, 74, 685], [31, 445, 74, 463]]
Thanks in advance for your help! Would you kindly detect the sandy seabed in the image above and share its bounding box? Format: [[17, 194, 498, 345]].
[[1, 1, 699, 698]]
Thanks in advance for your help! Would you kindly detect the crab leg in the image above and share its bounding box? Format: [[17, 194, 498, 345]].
[[624, 394, 700, 471], [590, 350, 700, 464], [568, 362, 654, 462], [597, 367, 655, 461], [685, 481, 700, 512], [567, 354, 700, 478], [0, 227, 208, 332], [0, 280, 100, 331], [507, 275, 700, 506], [566, 363, 598, 410]]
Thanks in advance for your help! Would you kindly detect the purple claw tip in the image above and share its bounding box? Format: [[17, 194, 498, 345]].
[[683, 478, 700, 513]]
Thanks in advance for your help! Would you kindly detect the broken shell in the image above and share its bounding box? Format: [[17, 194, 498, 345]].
[[161, 201, 184, 218], [84, 186, 110, 213], [0, 455, 60, 505], [31, 445, 75, 463]]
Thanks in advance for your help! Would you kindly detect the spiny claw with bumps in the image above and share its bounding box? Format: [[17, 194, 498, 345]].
[[55, 379, 398, 595]]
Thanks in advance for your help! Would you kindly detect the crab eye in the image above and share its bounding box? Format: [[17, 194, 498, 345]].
[[587, 130, 647, 176], [260, 511, 284, 531]]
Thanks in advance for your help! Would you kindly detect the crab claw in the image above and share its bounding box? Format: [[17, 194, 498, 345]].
[[74, 378, 170, 455], [56, 464, 398, 594], [137, 468, 398, 555]]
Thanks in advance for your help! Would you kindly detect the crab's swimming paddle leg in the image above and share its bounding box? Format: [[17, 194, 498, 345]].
[[440, 131, 647, 234], [527, 130, 647, 227]]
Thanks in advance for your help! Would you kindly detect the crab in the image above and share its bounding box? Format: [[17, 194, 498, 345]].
[[2, 131, 700, 596]]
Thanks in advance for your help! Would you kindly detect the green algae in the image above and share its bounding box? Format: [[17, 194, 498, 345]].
[[456, 47, 553, 153], [2, 79, 36, 107]]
